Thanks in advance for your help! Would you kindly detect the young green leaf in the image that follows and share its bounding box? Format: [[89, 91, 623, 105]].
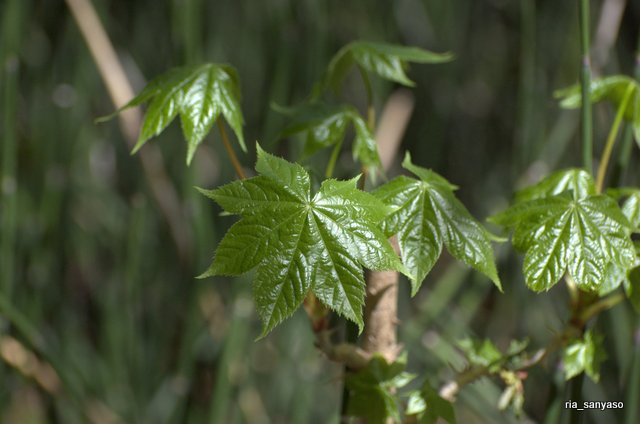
[[323, 41, 453, 93], [405, 380, 456, 424], [101, 63, 245, 164], [491, 193, 635, 292], [198, 145, 405, 335], [278, 102, 382, 180], [373, 153, 501, 294], [563, 329, 606, 382], [515, 168, 595, 203], [555, 75, 640, 145], [345, 353, 414, 424]]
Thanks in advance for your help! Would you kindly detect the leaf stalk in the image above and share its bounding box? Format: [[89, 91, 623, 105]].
[[595, 82, 634, 193], [217, 118, 247, 180]]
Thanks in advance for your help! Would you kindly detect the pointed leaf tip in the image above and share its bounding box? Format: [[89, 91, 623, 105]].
[[111, 63, 245, 164]]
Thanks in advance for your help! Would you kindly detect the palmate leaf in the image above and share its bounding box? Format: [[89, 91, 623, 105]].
[[323, 41, 453, 93], [491, 176, 635, 292], [198, 145, 406, 335], [373, 153, 501, 295], [101, 63, 245, 165], [555, 75, 640, 145], [278, 102, 382, 181]]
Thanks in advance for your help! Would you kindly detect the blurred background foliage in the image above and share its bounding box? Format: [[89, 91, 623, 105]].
[[1, 0, 640, 422]]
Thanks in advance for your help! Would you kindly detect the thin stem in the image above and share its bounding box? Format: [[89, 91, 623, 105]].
[[595, 82, 634, 193], [579, 292, 625, 323], [357, 65, 375, 131], [579, 0, 593, 172], [611, 34, 640, 186], [325, 139, 343, 178], [217, 118, 247, 180], [66, 0, 191, 263]]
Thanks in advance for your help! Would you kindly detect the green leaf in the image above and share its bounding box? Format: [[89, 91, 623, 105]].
[[405, 380, 456, 424], [199, 144, 405, 335], [515, 168, 595, 203], [373, 153, 501, 294], [458, 338, 502, 372], [324, 41, 453, 92], [279, 102, 383, 181], [491, 192, 635, 292], [563, 329, 606, 382], [555, 75, 640, 146], [621, 190, 640, 230], [345, 354, 412, 424], [556, 76, 638, 117], [101, 63, 245, 165], [625, 266, 640, 313]]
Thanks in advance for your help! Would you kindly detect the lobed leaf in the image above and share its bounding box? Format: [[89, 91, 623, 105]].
[[374, 153, 501, 294], [491, 188, 635, 292], [323, 41, 453, 93], [199, 144, 405, 335], [101, 63, 245, 165]]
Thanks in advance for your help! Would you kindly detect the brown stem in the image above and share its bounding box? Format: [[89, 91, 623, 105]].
[[217, 119, 246, 180], [65, 0, 191, 263], [315, 330, 372, 370], [362, 236, 402, 363], [360, 90, 414, 364]]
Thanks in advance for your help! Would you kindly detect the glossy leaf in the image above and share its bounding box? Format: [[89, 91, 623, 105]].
[[515, 168, 595, 203], [563, 329, 606, 382], [555, 75, 640, 144], [491, 192, 635, 292], [102, 63, 245, 164], [345, 353, 414, 424], [198, 145, 405, 335], [621, 190, 640, 230], [279, 102, 382, 180], [374, 153, 501, 294], [323, 41, 453, 92], [406, 380, 456, 424]]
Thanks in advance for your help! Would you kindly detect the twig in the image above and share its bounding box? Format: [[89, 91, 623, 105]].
[[65, 0, 191, 263]]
